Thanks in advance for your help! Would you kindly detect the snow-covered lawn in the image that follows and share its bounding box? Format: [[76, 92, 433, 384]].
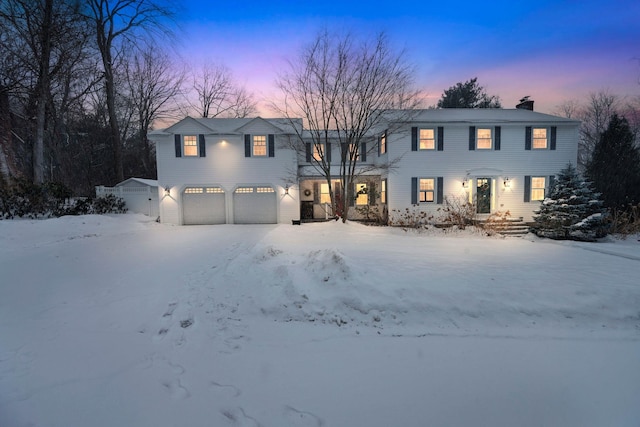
[[1, 214, 639, 427]]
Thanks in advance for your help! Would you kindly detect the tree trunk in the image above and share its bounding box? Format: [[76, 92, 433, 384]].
[[33, 0, 54, 184]]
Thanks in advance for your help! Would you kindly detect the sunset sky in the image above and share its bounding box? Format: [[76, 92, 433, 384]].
[[175, 0, 640, 115]]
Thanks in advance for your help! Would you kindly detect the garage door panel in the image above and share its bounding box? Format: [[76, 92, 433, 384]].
[[233, 187, 277, 224], [183, 187, 226, 225]]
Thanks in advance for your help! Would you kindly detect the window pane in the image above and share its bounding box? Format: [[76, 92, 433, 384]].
[[477, 128, 492, 149], [380, 133, 387, 154], [419, 129, 435, 150], [184, 135, 198, 156], [356, 183, 368, 205], [419, 179, 434, 190], [313, 145, 323, 161], [533, 128, 547, 149], [320, 183, 331, 204], [253, 135, 266, 156], [531, 177, 546, 188]]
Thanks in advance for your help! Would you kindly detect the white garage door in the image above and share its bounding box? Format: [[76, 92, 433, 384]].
[[233, 186, 277, 224], [182, 187, 226, 225]]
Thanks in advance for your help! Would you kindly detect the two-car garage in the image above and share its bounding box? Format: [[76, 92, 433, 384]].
[[181, 185, 277, 225]]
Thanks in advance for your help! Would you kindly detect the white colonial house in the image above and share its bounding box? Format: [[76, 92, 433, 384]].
[[151, 108, 579, 226]]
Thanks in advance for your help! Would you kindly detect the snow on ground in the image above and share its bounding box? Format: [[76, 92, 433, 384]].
[[0, 214, 639, 427]]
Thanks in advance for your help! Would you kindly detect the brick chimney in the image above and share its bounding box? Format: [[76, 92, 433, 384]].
[[516, 96, 534, 111]]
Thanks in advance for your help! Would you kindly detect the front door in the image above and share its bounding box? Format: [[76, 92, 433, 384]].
[[477, 178, 491, 214]]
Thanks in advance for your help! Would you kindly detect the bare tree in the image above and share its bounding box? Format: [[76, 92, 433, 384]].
[[191, 62, 256, 118], [274, 30, 422, 221], [83, 0, 177, 183], [578, 90, 621, 168], [123, 45, 186, 176]]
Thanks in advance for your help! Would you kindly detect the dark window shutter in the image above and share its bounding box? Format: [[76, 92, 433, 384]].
[[306, 143, 311, 162], [436, 177, 444, 204], [437, 126, 444, 151], [326, 143, 331, 162], [411, 127, 418, 151], [524, 176, 531, 202], [550, 126, 557, 150], [268, 134, 275, 157], [377, 136, 381, 156], [244, 134, 251, 157], [411, 177, 417, 204], [469, 126, 476, 150], [361, 142, 367, 162], [368, 182, 376, 206], [494, 126, 501, 151], [549, 175, 555, 194], [174, 134, 182, 157], [198, 134, 206, 157], [525, 126, 532, 150], [313, 182, 320, 204]]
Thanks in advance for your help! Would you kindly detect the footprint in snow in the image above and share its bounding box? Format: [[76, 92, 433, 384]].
[[220, 407, 261, 426], [284, 405, 324, 427], [161, 378, 190, 400], [210, 380, 242, 397]]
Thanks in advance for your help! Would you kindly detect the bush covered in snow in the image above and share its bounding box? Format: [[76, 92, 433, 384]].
[[531, 164, 609, 241], [0, 180, 127, 219]]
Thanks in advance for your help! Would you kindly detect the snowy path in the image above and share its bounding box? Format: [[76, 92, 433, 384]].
[[1, 215, 639, 427]]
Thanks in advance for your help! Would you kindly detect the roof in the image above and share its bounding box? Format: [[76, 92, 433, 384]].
[[115, 178, 158, 187], [157, 116, 303, 135], [389, 108, 581, 125]]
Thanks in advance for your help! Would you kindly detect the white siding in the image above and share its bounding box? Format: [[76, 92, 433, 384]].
[[154, 120, 300, 225], [386, 122, 578, 223]]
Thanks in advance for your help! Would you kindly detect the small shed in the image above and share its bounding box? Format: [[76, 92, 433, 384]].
[[96, 178, 159, 218]]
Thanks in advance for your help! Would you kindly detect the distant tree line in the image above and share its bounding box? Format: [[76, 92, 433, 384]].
[[1, 1, 638, 233], [0, 0, 256, 196]]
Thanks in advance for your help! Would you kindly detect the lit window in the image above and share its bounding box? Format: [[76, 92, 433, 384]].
[[313, 144, 323, 161], [252, 135, 266, 156], [531, 177, 546, 201], [235, 187, 253, 194], [184, 187, 203, 194], [477, 128, 492, 149], [320, 183, 331, 204], [419, 178, 435, 202], [350, 144, 360, 161], [381, 179, 386, 204], [256, 187, 274, 193], [380, 132, 387, 154], [183, 135, 198, 156], [533, 128, 548, 149], [205, 187, 224, 193], [419, 129, 435, 150], [355, 183, 368, 205]]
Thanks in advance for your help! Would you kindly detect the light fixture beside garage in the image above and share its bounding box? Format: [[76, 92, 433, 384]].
[[284, 185, 289, 195], [164, 186, 171, 196]]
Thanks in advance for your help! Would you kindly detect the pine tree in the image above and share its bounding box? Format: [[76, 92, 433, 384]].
[[532, 164, 609, 241], [585, 114, 640, 211]]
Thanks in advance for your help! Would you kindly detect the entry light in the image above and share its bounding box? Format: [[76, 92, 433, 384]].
[[164, 186, 171, 196], [503, 177, 511, 188]]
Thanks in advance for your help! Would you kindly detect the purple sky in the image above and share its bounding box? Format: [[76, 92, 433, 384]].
[[176, 0, 640, 115]]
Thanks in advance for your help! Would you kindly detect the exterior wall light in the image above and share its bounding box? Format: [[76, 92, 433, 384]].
[[284, 185, 289, 195], [462, 178, 469, 189], [164, 186, 171, 196], [503, 177, 511, 188]]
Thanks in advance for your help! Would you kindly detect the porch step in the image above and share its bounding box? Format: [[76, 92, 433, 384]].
[[477, 218, 532, 236]]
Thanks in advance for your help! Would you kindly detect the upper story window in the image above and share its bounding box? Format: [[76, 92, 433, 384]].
[[419, 178, 435, 202], [531, 176, 546, 201], [313, 144, 324, 161], [419, 129, 435, 150], [183, 135, 198, 156], [476, 128, 492, 149], [380, 132, 387, 155], [533, 128, 548, 149], [253, 135, 267, 156]]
